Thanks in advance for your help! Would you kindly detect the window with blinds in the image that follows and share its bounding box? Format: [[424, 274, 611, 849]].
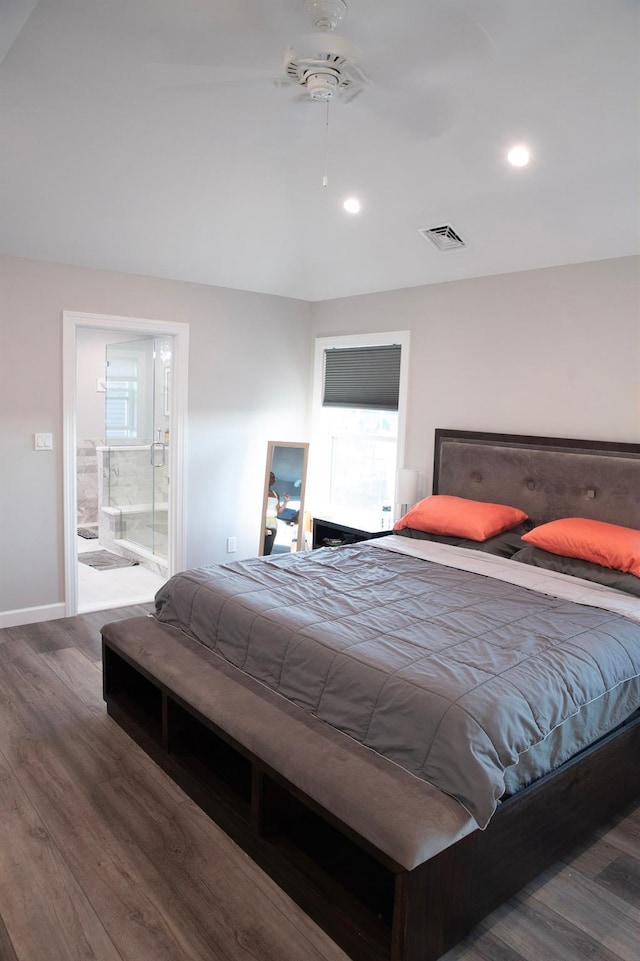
[[312, 336, 408, 521]]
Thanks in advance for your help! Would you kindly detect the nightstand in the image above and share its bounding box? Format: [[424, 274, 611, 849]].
[[312, 515, 392, 549]]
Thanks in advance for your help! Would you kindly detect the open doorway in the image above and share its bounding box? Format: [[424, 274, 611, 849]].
[[63, 312, 189, 615]]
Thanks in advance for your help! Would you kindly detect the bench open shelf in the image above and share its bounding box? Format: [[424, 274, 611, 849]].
[[102, 638, 400, 961]]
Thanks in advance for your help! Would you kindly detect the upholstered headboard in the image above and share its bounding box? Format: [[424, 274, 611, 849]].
[[433, 429, 640, 530]]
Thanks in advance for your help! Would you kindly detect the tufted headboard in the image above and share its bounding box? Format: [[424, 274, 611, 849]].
[[433, 429, 640, 530]]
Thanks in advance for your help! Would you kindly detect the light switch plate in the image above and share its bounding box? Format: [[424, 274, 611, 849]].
[[34, 432, 53, 450]]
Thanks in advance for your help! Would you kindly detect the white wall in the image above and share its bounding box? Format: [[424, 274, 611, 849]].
[[0, 255, 312, 621], [310, 256, 640, 496]]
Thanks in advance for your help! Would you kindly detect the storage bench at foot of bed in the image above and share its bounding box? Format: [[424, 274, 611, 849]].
[[101, 617, 472, 961], [101, 616, 640, 961]]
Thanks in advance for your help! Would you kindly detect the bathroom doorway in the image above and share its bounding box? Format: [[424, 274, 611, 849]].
[[102, 335, 171, 565], [63, 312, 189, 615]]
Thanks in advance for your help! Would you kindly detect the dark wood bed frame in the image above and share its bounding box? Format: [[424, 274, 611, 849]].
[[102, 430, 640, 961]]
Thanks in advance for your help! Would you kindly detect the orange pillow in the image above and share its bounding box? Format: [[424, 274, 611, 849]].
[[522, 518, 640, 578], [393, 495, 528, 541]]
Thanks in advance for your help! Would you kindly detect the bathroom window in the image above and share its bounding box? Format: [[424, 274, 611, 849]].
[[105, 357, 139, 440]]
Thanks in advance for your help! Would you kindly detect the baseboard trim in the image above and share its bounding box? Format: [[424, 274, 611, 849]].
[[0, 602, 66, 629]]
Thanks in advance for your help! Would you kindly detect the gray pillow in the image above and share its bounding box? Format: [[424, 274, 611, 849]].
[[511, 545, 640, 598], [396, 524, 530, 558]]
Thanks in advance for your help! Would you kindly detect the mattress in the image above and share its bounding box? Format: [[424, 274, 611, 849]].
[[154, 536, 640, 828]]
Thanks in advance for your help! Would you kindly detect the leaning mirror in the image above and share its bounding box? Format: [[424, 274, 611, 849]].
[[260, 441, 310, 556]]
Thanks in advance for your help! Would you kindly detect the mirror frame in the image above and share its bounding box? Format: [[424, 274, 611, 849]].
[[260, 441, 310, 555]]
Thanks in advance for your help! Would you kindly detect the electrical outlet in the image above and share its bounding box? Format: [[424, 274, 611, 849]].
[[226, 537, 237, 553]]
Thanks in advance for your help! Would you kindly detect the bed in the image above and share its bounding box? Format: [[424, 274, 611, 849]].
[[101, 429, 640, 961]]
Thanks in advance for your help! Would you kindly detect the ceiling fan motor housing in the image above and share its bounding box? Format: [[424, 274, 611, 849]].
[[284, 31, 362, 100], [305, 71, 339, 100]]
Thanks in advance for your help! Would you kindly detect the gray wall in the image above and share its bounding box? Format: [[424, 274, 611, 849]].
[[310, 256, 640, 497], [0, 255, 312, 621], [1, 252, 638, 625]]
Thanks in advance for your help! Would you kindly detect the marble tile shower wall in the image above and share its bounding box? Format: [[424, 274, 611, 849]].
[[77, 438, 103, 527], [96, 446, 169, 569], [98, 446, 168, 510]]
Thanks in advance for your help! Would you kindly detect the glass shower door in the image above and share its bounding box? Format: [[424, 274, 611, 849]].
[[104, 336, 171, 560]]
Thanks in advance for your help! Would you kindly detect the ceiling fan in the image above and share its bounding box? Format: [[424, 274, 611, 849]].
[[147, 0, 495, 161], [149, 0, 367, 104], [281, 0, 368, 104]]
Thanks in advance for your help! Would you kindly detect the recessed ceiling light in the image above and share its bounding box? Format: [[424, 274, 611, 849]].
[[343, 196, 361, 214], [507, 144, 531, 167]]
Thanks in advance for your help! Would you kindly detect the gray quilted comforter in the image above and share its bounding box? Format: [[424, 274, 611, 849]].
[[154, 538, 640, 827]]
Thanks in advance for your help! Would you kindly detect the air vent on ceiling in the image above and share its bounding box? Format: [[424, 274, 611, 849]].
[[419, 224, 466, 251]]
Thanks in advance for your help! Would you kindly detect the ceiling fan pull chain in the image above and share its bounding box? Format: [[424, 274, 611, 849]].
[[322, 98, 330, 187]]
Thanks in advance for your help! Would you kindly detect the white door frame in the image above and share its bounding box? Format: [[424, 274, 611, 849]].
[[62, 311, 189, 616]]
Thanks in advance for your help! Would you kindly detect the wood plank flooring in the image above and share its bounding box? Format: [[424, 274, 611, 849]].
[[0, 606, 638, 961]]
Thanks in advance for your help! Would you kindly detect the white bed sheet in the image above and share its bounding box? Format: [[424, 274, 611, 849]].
[[371, 535, 640, 624]]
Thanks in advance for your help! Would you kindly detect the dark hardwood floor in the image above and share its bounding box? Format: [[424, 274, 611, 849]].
[[0, 606, 638, 961]]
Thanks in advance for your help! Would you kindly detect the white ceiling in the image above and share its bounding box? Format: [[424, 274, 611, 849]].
[[1, 0, 638, 301]]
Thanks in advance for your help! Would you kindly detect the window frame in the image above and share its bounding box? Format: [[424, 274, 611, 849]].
[[308, 331, 410, 519]]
